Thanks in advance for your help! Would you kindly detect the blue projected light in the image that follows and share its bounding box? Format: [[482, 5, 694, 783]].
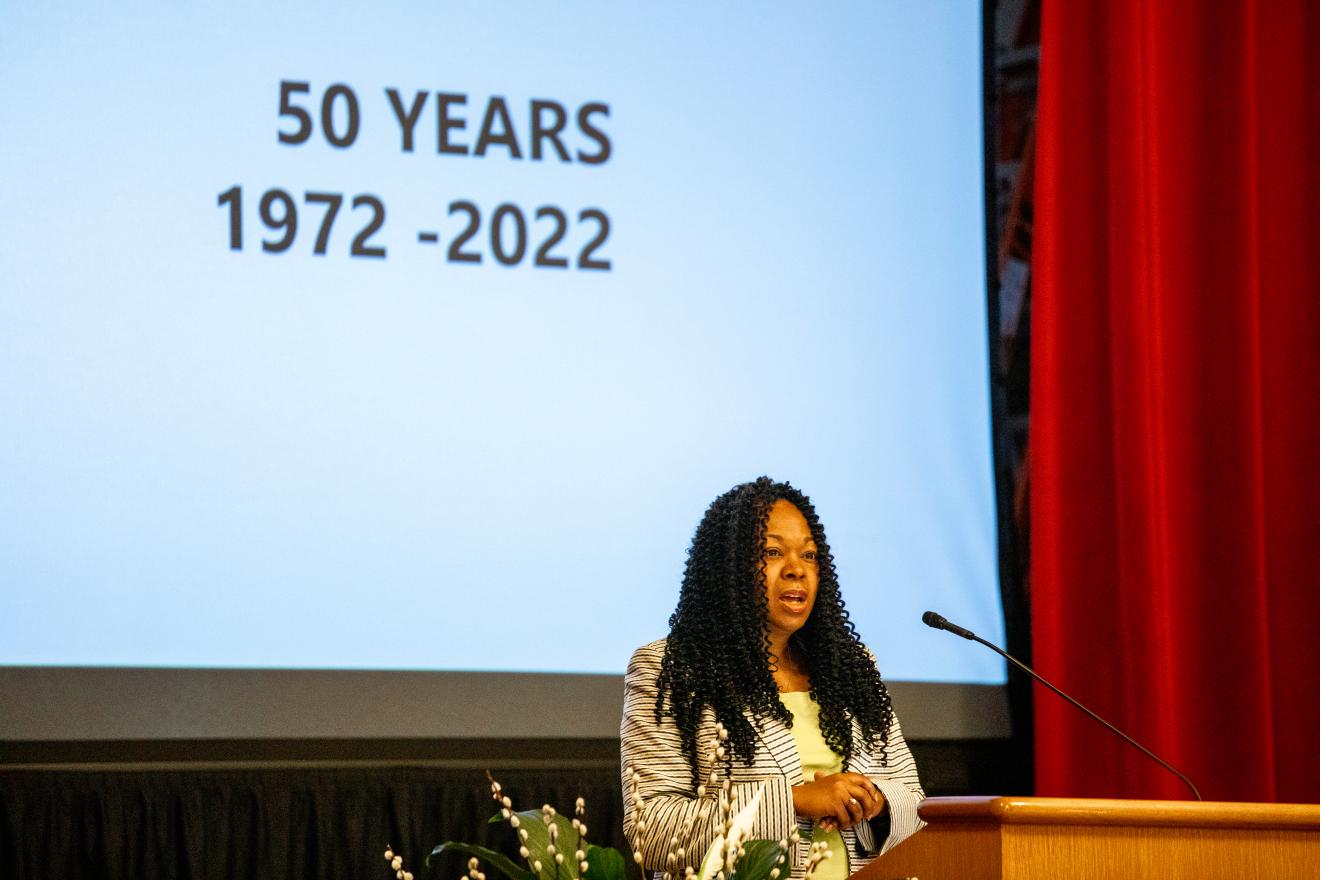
[[0, 1, 1001, 683]]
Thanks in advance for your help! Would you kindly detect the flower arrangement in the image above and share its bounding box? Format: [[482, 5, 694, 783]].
[[385, 727, 835, 880]]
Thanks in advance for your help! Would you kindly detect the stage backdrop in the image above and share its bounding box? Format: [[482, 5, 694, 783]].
[[1033, 0, 1320, 802]]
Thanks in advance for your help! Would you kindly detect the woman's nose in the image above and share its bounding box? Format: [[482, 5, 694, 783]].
[[783, 557, 804, 578]]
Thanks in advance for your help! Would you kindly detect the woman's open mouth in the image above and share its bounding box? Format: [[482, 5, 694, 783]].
[[778, 590, 809, 611]]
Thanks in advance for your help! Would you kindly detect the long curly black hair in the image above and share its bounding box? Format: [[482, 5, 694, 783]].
[[654, 477, 894, 785]]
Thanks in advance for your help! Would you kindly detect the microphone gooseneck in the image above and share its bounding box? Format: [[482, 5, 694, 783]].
[[921, 610, 1203, 801]]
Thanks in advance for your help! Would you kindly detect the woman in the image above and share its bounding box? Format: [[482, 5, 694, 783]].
[[621, 478, 924, 879]]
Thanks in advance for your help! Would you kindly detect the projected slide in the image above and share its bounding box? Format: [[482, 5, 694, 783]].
[[0, 2, 1000, 682]]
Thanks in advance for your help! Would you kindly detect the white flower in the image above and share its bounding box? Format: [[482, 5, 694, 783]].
[[468, 859, 479, 870], [534, 861, 543, 872], [580, 862, 589, 872], [555, 854, 564, 865], [510, 816, 521, 828], [696, 782, 765, 880], [520, 847, 529, 859], [392, 856, 403, 870], [384, 849, 395, 861]]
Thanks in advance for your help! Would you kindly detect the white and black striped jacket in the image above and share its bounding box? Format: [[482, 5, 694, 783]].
[[621, 640, 925, 879]]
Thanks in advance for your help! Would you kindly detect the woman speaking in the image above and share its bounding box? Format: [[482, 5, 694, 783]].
[[621, 478, 924, 879]]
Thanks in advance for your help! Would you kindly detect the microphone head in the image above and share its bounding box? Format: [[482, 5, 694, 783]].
[[922, 611, 947, 630]]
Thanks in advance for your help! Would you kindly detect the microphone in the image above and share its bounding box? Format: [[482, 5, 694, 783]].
[[921, 610, 975, 640], [921, 610, 1203, 801]]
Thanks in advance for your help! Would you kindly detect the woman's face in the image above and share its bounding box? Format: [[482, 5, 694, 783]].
[[761, 499, 819, 642]]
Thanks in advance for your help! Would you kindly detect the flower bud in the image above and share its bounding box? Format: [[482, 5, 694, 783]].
[[520, 847, 529, 859], [393, 857, 403, 870], [555, 854, 564, 865], [468, 859, 479, 870], [633, 852, 644, 866], [580, 862, 589, 873], [502, 809, 511, 819], [534, 861, 542, 872], [510, 816, 520, 828], [396, 871, 403, 880], [385, 849, 395, 861], [404, 873, 413, 880], [519, 829, 528, 841], [546, 844, 556, 855], [770, 871, 780, 880]]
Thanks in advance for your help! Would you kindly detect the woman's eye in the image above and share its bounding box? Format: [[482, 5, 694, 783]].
[[804, 551, 817, 561], [764, 547, 781, 557]]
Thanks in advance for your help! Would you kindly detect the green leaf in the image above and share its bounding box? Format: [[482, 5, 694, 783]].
[[428, 842, 536, 880], [729, 840, 785, 880], [491, 809, 583, 880], [581, 844, 627, 880]]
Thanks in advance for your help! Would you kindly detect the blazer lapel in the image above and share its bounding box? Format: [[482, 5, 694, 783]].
[[752, 707, 804, 785]]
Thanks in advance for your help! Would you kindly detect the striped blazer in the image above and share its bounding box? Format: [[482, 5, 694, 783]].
[[620, 639, 925, 879]]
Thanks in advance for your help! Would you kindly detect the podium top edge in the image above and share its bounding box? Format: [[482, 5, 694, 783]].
[[917, 796, 1320, 830]]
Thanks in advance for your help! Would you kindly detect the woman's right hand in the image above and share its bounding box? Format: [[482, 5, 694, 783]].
[[791, 771, 885, 830]]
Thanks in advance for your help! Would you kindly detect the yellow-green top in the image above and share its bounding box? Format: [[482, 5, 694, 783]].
[[780, 691, 848, 880]]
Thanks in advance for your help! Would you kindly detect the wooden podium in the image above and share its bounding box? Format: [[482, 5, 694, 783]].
[[855, 796, 1320, 880]]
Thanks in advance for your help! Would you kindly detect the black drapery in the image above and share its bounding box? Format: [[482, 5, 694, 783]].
[[1, 766, 627, 880]]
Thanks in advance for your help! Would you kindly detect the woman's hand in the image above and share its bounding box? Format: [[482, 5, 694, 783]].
[[791, 771, 886, 830]]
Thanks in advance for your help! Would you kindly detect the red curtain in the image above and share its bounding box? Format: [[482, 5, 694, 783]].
[[1032, 1, 1320, 802]]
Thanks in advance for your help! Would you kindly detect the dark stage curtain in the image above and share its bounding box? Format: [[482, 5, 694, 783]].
[[1033, 1, 1320, 800], [0, 766, 626, 880]]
